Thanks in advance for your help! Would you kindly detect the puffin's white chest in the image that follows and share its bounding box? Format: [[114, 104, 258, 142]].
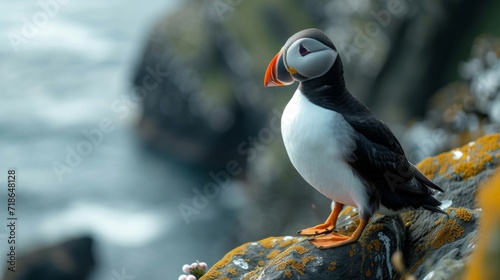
[[281, 90, 368, 209]]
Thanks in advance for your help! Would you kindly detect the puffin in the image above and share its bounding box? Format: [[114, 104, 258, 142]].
[[264, 28, 445, 249]]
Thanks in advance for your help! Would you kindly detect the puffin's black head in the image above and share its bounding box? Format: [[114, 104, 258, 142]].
[[264, 28, 341, 87]]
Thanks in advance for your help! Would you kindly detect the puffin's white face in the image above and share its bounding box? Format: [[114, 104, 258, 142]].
[[284, 38, 338, 81], [264, 36, 338, 87]]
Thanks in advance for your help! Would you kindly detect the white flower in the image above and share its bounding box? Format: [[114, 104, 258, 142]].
[[182, 264, 191, 274]]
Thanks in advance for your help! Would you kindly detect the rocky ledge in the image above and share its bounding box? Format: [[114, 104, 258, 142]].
[[201, 133, 500, 279]]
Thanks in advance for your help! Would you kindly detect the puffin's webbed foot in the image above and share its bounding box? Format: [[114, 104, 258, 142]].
[[297, 202, 344, 236], [309, 218, 369, 249], [309, 232, 353, 249], [297, 223, 335, 236]]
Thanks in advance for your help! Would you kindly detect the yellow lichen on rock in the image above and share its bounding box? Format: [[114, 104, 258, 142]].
[[431, 219, 465, 249], [290, 245, 309, 255], [202, 236, 310, 280], [259, 236, 279, 249], [417, 133, 500, 180], [267, 250, 280, 259], [348, 245, 356, 257], [279, 238, 296, 248], [270, 244, 314, 276], [201, 241, 249, 279], [455, 207, 473, 222], [465, 170, 500, 279], [276, 255, 314, 275], [242, 271, 257, 280], [271, 245, 309, 267], [328, 262, 337, 271], [366, 223, 384, 235], [367, 239, 382, 252], [454, 152, 493, 179], [403, 206, 480, 279]]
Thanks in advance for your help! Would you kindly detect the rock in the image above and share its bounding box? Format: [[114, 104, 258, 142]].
[[2, 236, 95, 280], [402, 207, 479, 279], [402, 133, 500, 279], [202, 133, 500, 279], [201, 213, 405, 280], [465, 170, 500, 279], [420, 252, 468, 280], [417, 133, 500, 208]]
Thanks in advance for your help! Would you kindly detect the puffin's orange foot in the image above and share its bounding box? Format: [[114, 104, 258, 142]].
[[309, 232, 358, 249], [297, 223, 335, 236], [298, 202, 345, 236]]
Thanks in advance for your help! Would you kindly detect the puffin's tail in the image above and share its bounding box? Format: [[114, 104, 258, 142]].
[[411, 163, 444, 193], [410, 163, 448, 215]]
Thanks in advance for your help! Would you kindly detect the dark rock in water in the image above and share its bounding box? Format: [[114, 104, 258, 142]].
[[3, 236, 95, 280], [201, 214, 405, 280], [201, 133, 500, 279]]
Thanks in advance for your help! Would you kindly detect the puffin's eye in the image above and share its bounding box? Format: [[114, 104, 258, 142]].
[[299, 44, 310, 56]]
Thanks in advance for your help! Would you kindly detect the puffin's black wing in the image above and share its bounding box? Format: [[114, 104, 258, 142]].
[[335, 93, 444, 212]]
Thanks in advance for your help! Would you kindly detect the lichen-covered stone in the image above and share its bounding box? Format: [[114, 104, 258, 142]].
[[401, 133, 500, 279], [203, 133, 500, 279], [413, 133, 500, 211], [418, 133, 500, 182], [201, 214, 405, 280], [402, 208, 480, 279]]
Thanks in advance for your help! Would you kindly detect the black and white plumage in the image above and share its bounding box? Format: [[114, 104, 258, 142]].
[[264, 28, 445, 249]]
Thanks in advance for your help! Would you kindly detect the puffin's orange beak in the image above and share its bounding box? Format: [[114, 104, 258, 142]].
[[264, 50, 294, 87]]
